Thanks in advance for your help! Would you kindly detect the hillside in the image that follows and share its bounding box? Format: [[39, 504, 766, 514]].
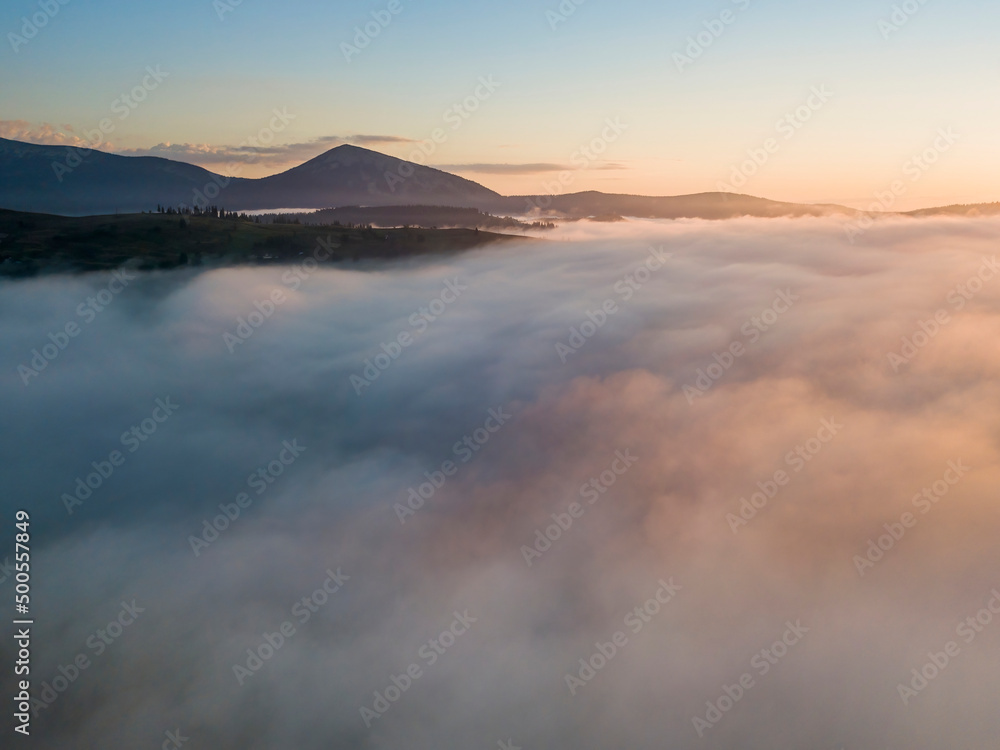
[[0, 137, 254, 215], [0, 208, 526, 277]]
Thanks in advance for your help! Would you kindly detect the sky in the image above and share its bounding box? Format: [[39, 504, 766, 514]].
[[2, 0, 999, 209]]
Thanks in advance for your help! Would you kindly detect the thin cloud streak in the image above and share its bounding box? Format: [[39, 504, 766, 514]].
[[439, 162, 630, 174], [0, 121, 419, 168]]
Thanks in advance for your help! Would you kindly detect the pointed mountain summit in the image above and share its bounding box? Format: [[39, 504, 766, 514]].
[[235, 144, 503, 210]]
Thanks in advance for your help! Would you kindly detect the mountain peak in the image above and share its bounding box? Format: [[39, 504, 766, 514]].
[[324, 143, 378, 155]]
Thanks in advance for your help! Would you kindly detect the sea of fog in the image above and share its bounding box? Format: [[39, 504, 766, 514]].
[[1, 216, 999, 748]]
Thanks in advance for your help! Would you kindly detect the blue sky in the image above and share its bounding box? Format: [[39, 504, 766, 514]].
[[3, 0, 999, 207]]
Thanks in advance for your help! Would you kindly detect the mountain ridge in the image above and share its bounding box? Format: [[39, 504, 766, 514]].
[[1, 137, 993, 220]]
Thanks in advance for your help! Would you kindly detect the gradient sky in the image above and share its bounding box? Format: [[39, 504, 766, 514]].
[[3, 0, 999, 209]]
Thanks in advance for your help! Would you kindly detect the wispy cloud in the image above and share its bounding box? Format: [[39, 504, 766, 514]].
[[0, 119, 96, 148], [349, 135, 419, 146], [0, 121, 419, 169], [438, 162, 630, 175], [117, 135, 419, 168], [1, 122, 631, 178], [436, 163, 565, 175]]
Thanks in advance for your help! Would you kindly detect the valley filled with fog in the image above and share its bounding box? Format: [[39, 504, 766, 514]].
[[2, 216, 999, 748]]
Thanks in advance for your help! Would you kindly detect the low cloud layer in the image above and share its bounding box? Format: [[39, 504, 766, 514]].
[[1, 217, 999, 748]]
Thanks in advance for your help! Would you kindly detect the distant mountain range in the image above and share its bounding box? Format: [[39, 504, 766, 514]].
[[1, 137, 996, 221], [0, 139, 501, 215]]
